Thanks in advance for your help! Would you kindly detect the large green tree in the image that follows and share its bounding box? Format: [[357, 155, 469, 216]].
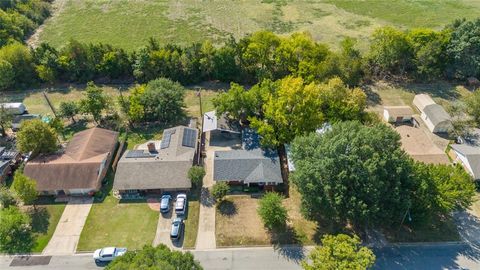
[[16, 119, 58, 157], [368, 27, 414, 77], [291, 121, 413, 227], [446, 18, 480, 79], [106, 244, 202, 270], [302, 234, 375, 270], [0, 42, 36, 87], [411, 162, 476, 221], [0, 207, 33, 253], [0, 102, 13, 136], [79, 82, 110, 123], [58, 101, 79, 123], [250, 77, 366, 147], [257, 192, 288, 230], [12, 171, 37, 206], [465, 89, 480, 126], [0, 187, 17, 209], [141, 78, 186, 124]]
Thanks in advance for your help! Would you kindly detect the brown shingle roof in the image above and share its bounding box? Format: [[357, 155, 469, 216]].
[[24, 127, 119, 192]]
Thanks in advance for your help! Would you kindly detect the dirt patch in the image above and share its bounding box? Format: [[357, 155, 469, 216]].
[[147, 198, 160, 211], [395, 125, 450, 164], [216, 196, 270, 246], [26, 0, 68, 48]]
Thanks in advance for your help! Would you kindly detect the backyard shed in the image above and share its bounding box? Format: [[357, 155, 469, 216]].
[[421, 104, 452, 133], [0, 103, 26, 115], [413, 94, 435, 112], [413, 94, 452, 133], [383, 106, 414, 123]]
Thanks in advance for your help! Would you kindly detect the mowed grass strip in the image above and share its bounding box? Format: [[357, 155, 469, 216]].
[[183, 201, 200, 249], [77, 195, 158, 251], [30, 203, 67, 253]]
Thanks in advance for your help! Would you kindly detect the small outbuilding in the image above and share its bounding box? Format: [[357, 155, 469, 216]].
[[413, 94, 452, 133], [0, 103, 26, 115], [413, 94, 435, 112], [383, 106, 414, 123]]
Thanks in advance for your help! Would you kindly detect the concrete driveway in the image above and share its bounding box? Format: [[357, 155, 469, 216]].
[[153, 209, 182, 250], [42, 197, 93, 255]]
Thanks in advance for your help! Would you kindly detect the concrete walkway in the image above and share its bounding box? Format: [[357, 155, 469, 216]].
[[42, 197, 93, 255], [196, 133, 217, 250]]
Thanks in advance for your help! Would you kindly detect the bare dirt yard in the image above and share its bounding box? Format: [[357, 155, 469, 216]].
[[395, 125, 450, 165]]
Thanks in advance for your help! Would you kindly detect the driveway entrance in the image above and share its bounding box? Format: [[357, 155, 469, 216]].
[[42, 197, 93, 255]]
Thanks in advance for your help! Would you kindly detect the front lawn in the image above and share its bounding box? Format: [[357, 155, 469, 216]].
[[30, 202, 67, 253], [77, 195, 158, 251]]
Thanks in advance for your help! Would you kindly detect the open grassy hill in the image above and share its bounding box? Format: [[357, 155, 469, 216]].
[[38, 0, 480, 51]]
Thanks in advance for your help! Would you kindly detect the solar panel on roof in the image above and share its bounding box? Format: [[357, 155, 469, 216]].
[[182, 128, 197, 148], [160, 129, 176, 149], [125, 150, 152, 158]]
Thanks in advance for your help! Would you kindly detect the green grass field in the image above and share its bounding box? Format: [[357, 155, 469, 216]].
[[77, 195, 158, 251], [38, 0, 480, 51]]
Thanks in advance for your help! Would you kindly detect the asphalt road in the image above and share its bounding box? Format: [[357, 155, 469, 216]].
[[1, 245, 480, 270]]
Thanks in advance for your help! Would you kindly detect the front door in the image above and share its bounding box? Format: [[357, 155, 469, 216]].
[[396, 116, 404, 123]]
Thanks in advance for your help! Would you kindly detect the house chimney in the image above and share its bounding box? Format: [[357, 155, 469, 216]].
[[147, 142, 156, 153]]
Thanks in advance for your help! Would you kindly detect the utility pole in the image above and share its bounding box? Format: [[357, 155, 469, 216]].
[[196, 87, 203, 165]]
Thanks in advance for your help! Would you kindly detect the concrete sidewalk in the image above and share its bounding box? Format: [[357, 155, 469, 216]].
[[42, 197, 93, 255]]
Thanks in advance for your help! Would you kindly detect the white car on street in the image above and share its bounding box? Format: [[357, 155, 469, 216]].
[[93, 247, 127, 263]]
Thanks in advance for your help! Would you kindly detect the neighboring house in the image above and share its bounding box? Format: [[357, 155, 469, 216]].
[[11, 114, 40, 131], [113, 126, 198, 196], [383, 106, 413, 124], [451, 128, 480, 181], [213, 129, 282, 187], [451, 144, 480, 181], [0, 147, 21, 184], [24, 127, 119, 196], [0, 103, 26, 115], [203, 110, 241, 134], [413, 94, 452, 133]]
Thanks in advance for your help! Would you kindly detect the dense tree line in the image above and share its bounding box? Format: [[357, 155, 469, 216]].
[[2, 17, 478, 91], [0, 0, 51, 48]]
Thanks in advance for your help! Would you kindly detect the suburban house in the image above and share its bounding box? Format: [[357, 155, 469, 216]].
[[413, 94, 452, 133], [113, 125, 198, 196], [451, 129, 480, 181], [213, 129, 282, 187], [0, 147, 21, 184], [383, 106, 413, 124], [24, 127, 119, 196]]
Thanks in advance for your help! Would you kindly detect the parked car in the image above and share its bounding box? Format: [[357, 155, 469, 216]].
[[160, 194, 172, 213], [170, 218, 184, 241], [175, 193, 187, 215], [93, 247, 127, 263]]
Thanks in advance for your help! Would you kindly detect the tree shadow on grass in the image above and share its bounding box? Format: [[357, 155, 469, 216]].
[[364, 85, 382, 106], [270, 225, 306, 263], [28, 207, 50, 234], [217, 199, 237, 217]]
